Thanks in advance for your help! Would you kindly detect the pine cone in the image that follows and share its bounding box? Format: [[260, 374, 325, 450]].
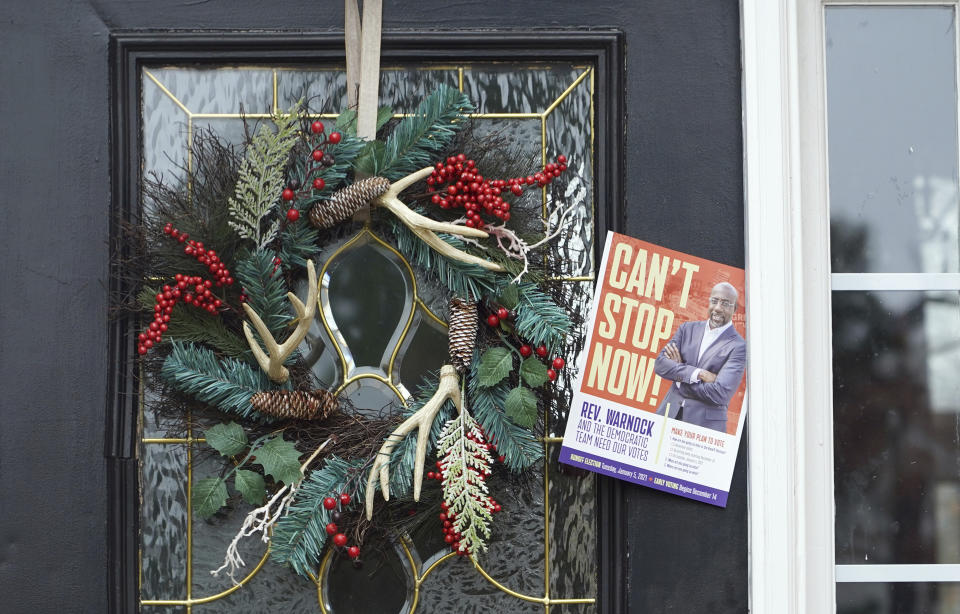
[[309, 176, 391, 229], [448, 298, 478, 372], [249, 389, 339, 421]]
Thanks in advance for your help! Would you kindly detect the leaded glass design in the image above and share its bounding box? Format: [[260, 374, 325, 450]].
[[140, 62, 597, 612]]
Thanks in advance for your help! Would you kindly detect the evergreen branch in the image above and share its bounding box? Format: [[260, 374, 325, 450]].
[[228, 108, 301, 248], [437, 407, 495, 556], [270, 456, 366, 578], [377, 85, 473, 181], [468, 367, 542, 472], [278, 222, 321, 269], [165, 302, 250, 358], [235, 249, 291, 340], [160, 341, 283, 421], [511, 281, 572, 350], [139, 287, 249, 357], [388, 215, 498, 301]]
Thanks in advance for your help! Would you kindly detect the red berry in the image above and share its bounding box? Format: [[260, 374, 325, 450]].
[[536, 345, 547, 358], [498, 455, 506, 463], [547, 368, 557, 381], [286, 208, 300, 222], [311, 121, 325, 134], [333, 533, 348, 547], [326, 523, 338, 535], [312, 149, 323, 162], [497, 307, 509, 320], [347, 545, 360, 559], [323, 497, 337, 510], [328, 132, 342, 144], [552, 357, 565, 369], [557, 155, 567, 164], [339, 492, 351, 505], [427, 471, 436, 480], [282, 188, 295, 201], [313, 177, 325, 190], [519, 345, 532, 357], [487, 314, 500, 327]]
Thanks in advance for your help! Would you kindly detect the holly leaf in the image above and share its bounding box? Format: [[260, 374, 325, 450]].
[[505, 386, 538, 429], [204, 422, 248, 457], [519, 357, 549, 388], [498, 284, 519, 310], [253, 436, 302, 485], [477, 347, 513, 387], [193, 477, 228, 519], [234, 469, 267, 506], [375, 105, 394, 132]]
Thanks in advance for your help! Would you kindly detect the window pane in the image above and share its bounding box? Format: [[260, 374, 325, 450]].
[[833, 291, 960, 565], [838, 582, 960, 614], [139, 62, 597, 612], [826, 7, 960, 274]]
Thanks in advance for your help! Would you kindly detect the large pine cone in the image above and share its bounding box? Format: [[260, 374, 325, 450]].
[[309, 177, 391, 229], [448, 298, 478, 373], [249, 389, 339, 421]]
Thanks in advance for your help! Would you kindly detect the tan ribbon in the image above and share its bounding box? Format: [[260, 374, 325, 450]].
[[344, 0, 382, 142]]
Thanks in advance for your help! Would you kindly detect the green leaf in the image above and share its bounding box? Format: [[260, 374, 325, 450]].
[[234, 469, 267, 505], [505, 387, 539, 429], [353, 140, 386, 175], [253, 436, 302, 485], [477, 347, 512, 387], [498, 284, 519, 310], [519, 357, 549, 388], [204, 422, 248, 457], [375, 105, 394, 131], [334, 106, 392, 137], [334, 109, 357, 133], [193, 477, 228, 519]]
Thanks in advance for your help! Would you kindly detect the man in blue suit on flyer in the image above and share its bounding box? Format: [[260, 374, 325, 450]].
[[653, 282, 746, 433]]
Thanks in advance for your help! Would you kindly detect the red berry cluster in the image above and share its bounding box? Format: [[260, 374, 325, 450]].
[[163, 224, 234, 287], [518, 343, 565, 381], [281, 124, 342, 221], [426, 153, 568, 229], [139, 227, 234, 355], [322, 492, 361, 559], [484, 305, 567, 383]]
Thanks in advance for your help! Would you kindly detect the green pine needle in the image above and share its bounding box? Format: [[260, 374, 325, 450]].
[[376, 85, 474, 181], [234, 249, 291, 341], [388, 215, 497, 301], [270, 456, 366, 578], [159, 341, 283, 422], [510, 282, 572, 350], [468, 358, 543, 471]]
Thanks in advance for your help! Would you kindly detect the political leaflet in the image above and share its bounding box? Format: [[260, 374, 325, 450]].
[[559, 232, 747, 506]]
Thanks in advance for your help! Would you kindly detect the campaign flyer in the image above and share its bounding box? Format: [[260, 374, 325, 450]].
[[558, 232, 747, 506]]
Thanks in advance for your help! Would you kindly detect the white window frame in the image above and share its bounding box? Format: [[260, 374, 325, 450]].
[[744, 1, 960, 612]]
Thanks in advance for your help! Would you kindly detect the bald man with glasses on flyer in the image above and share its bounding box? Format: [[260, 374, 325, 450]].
[[653, 282, 747, 433]]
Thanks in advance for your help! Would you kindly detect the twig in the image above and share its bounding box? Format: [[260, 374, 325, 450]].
[[210, 437, 333, 583]]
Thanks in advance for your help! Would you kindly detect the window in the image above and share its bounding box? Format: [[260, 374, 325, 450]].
[[136, 61, 599, 613], [744, 1, 960, 612]]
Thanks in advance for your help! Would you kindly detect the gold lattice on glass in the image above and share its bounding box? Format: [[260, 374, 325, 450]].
[[139, 62, 596, 613]]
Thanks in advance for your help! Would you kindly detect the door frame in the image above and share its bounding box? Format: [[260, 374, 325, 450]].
[[107, 29, 626, 614]]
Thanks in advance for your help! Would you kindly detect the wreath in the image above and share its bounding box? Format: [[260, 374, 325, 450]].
[[127, 84, 582, 581]]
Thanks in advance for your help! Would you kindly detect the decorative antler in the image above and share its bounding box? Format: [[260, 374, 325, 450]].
[[365, 364, 462, 520], [242, 259, 319, 384], [373, 167, 505, 272]]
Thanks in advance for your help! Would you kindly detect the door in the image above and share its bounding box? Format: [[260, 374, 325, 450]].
[[0, 2, 747, 613]]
